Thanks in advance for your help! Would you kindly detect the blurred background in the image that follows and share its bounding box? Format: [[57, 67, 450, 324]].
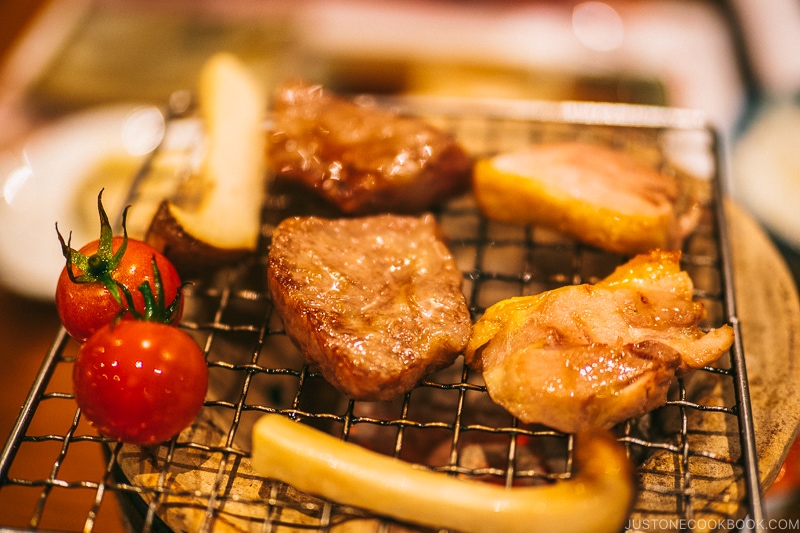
[[1, 0, 799, 529]]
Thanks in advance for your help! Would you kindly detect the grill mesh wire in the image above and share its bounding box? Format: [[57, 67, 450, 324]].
[[0, 99, 760, 532]]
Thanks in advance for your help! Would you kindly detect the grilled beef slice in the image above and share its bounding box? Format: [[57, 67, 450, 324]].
[[267, 81, 473, 215], [267, 213, 472, 400]]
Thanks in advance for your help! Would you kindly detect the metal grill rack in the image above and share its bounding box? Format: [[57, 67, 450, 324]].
[[0, 98, 763, 532]]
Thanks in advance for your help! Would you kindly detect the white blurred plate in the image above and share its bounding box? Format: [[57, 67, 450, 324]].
[[732, 99, 800, 251], [0, 104, 166, 301]]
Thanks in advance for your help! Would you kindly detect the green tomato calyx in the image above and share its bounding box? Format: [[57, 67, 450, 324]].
[[56, 189, 128, 304], [118, 256, 184, 324], [57, 189, 184, 327]]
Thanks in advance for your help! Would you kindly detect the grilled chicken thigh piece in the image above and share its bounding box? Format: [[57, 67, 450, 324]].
[[465, 250, 735, 433], [268, 213, 472, 401], [473, 142, 701, 254]]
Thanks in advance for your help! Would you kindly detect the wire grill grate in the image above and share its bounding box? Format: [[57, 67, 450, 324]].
[[0, 98, 762, 533]]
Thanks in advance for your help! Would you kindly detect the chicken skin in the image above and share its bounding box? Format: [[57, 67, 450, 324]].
[[464, 250, 734, 433], [473, 142, 701, 254]]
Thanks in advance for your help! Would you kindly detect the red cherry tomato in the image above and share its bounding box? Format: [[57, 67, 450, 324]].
[[73, 320, 208, 445], [55, 236, 183, 342]]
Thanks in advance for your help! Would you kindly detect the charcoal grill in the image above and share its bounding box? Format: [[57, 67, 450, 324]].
[[0, 97, 768, 533]]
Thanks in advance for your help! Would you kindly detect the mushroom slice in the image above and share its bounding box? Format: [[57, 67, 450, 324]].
[[146, 53, 266, 272]]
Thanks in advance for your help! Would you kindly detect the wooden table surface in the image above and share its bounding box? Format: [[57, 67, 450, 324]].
[[0, 0, 48, 56]]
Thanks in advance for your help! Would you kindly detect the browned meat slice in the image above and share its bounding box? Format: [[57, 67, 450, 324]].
[[473, 142, 702, 254], [267, 213, 472, 401], [266, 81, 473, 215], [464, 250, 735, 433]]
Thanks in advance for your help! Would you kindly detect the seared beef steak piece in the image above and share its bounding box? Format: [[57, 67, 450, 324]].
[[267, 81, 473, 215], [267, 214, 472, 401]]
